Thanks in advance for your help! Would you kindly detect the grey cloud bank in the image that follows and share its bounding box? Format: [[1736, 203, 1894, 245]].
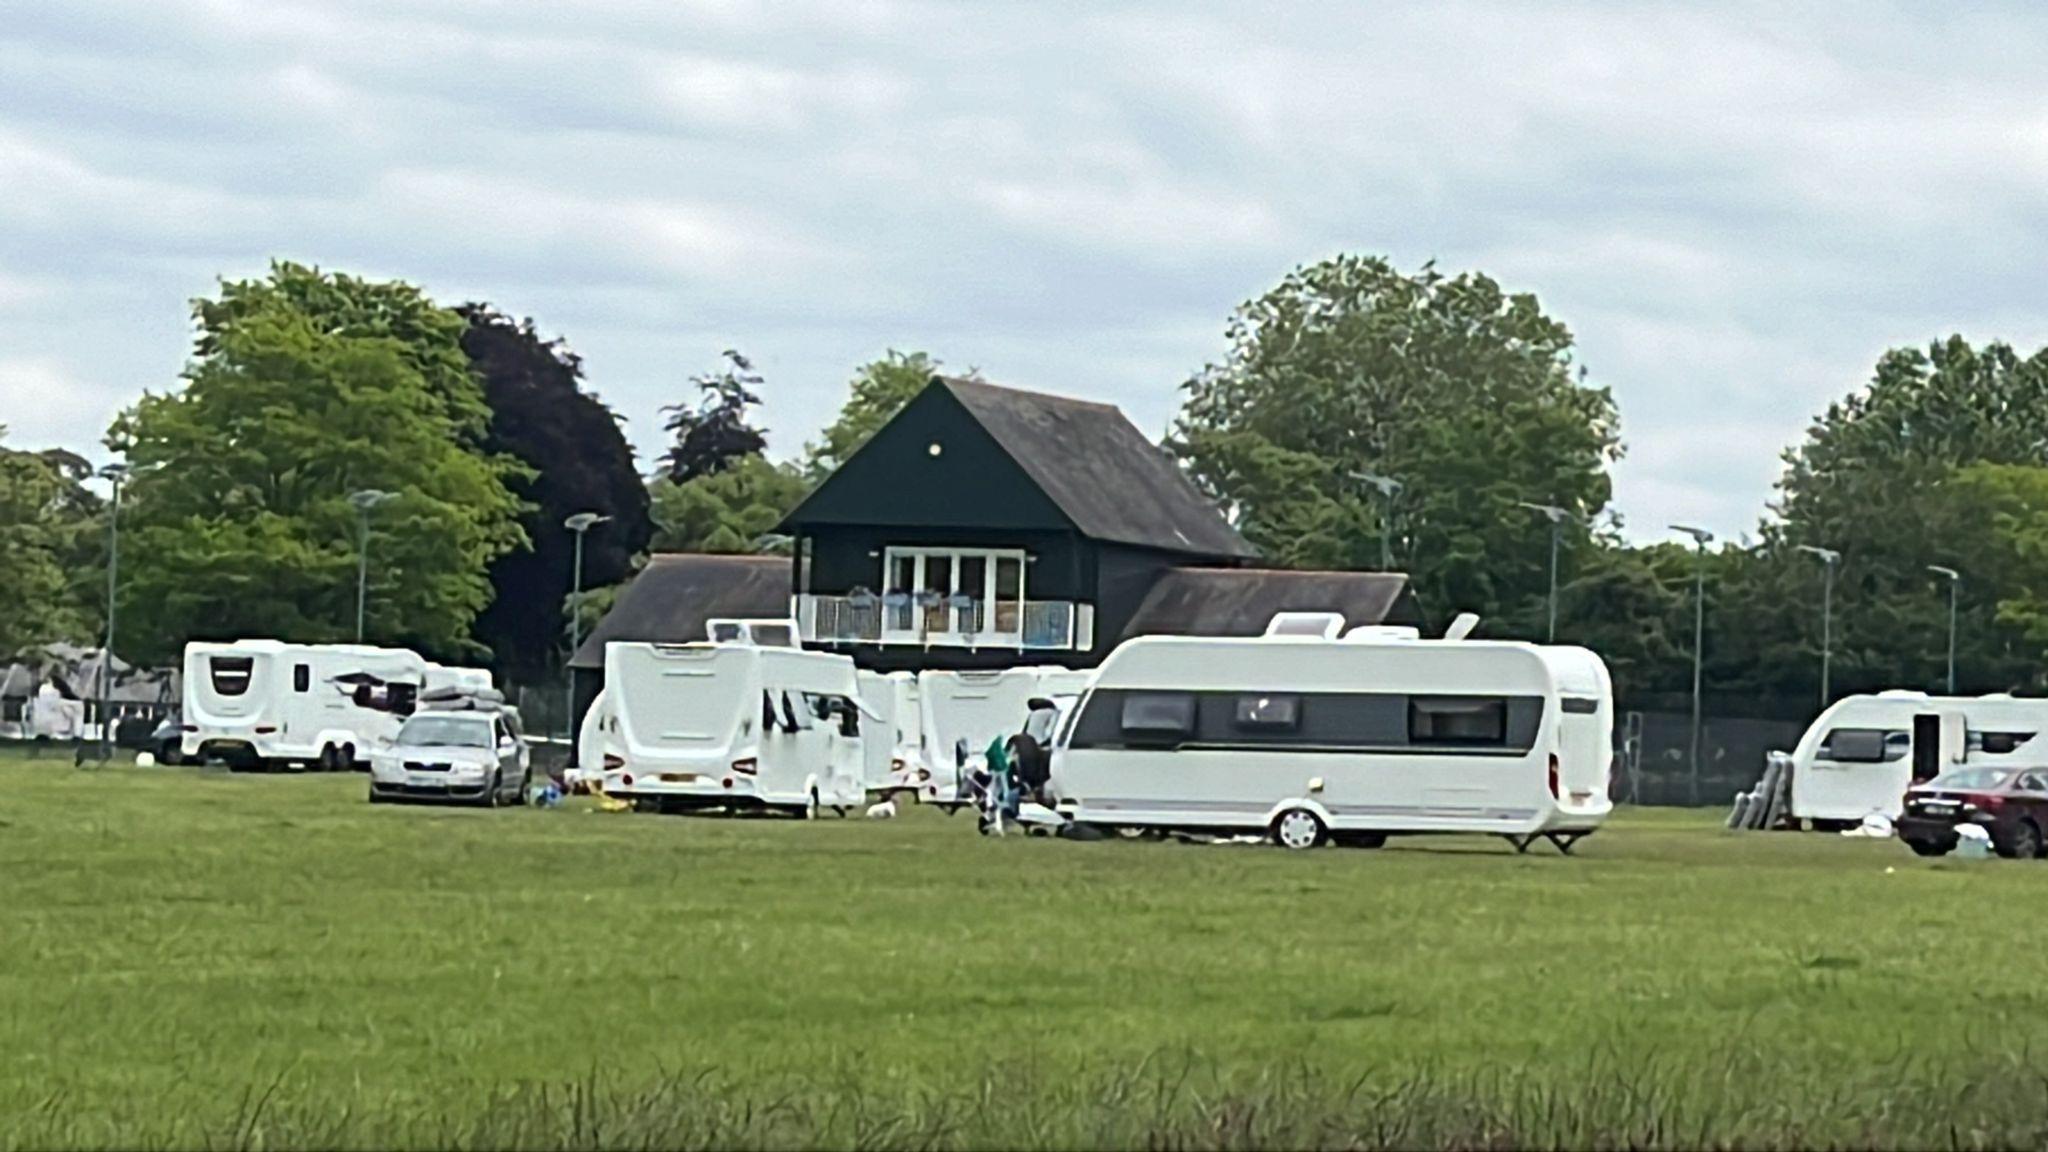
[[1, 0, 2043, 541]]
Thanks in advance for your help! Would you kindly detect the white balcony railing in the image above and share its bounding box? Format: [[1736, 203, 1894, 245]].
[[798, 594, 1095, 651]]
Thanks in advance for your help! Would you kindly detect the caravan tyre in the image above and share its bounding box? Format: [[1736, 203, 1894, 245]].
[[340, 743, 357, 772], [1273, 808, 1327, 851]]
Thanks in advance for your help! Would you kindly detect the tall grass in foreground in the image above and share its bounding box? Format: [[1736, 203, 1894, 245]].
[[10, 1050, 2048, 1151]]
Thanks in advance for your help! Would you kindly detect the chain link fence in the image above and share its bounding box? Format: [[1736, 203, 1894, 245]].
[[1615, 710, 1809, 807]]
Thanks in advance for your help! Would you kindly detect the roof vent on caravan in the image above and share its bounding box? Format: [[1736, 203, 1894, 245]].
[[1444, 613, 1481, 641], [1264, 612, 1346, 640], [1341, 625, 1422, 643]]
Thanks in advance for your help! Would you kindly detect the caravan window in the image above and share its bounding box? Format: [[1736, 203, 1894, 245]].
[[1120, 692, 1196, 740], [209, 656, 254, 697], [1973, 731, 2036, 755], [1819, 728, 1905, 763], [1234, 694, 1301, 732], [292, 664, 311, 693], [1408, 697, 1508, 747]]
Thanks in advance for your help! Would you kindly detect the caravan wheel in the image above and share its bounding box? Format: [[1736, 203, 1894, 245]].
[[805, 789, 820, 820], [1272, 809, 1327, 851]]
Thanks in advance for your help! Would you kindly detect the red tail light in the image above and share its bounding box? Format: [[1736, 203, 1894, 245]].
[[731, 758, 759, 776], [621, 773, 634, 787], [722, 777, 733, 789], [1547, 754, 1561, 801], [1978, 793, 2005, 810]]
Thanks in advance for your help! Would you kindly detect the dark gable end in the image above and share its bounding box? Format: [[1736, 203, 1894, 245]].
[[776, 381, 1072, 533], [568, 554, 793, 669]]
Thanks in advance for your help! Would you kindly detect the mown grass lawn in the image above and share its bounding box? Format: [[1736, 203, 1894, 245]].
[[2, 746, 2045, 1149]]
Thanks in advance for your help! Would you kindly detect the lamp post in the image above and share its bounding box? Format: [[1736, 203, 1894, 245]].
[[1518, 501, 1573, 642], [1796, 545, 1841, 707], [97, 462, 128, 760], [348, 490, 394, 642], [1928, 565, 1960, 694], [1671, 524, 1715, 806], [564, 512, 610, 748], [1349, 471, 1404, 572]]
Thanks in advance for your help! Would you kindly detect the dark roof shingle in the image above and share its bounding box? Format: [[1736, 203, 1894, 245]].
[[939, 378, 1255, 559], [569, 553, 792, 669], [1120, 567, 1416, 640]]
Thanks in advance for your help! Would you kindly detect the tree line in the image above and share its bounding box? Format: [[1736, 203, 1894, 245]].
[[4, 255, 2046, 717]]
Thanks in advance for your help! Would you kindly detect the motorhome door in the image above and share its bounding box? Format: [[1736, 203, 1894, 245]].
[[1911, 714, 1942, 781]]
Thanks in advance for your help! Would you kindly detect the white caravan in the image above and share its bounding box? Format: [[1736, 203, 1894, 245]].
[[1786, 691, 2048, 825], [181, 640, 431, 769], [856, 670, 927, 798], [1048, 616, 1614, 851], [916, 666, 1093, 809], [597, 640, 868, 816]]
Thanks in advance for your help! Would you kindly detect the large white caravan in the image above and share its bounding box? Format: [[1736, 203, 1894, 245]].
[[597, 640, 869, 816], [181, 640, 433, 769], [1047, 618, 1613, 851], [916, 666, 1094, 808], [1786, 691, 2048, 825]]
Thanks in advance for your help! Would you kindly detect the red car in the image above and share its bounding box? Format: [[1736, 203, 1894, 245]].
[[1896, 767, 2048, 859]]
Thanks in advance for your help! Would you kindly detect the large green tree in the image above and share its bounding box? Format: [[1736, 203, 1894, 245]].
[[0, 425, 93, 659], [1742, 337, 2048, 700], [109, 265, 526, 662], [803, 350, 963, 479], [1171, 255, 1622, 633]]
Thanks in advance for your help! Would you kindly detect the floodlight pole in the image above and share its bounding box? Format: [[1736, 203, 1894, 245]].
[[1797, 545, 1840, 708], [1671, 525, 1714, 806], [98, 463, 127, 760], [1519, 501, 1572, 643], [564, 512, 610, 749], [1928, 565, 1960, 694], [349, 490, 394, 642], [1350, 471, 1404, 572]]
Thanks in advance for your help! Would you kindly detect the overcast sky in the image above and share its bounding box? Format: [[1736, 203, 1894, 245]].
[[2, 1, 2044, 542]]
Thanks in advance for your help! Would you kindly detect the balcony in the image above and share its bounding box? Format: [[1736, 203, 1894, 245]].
[[798, 593, 1095, 651]]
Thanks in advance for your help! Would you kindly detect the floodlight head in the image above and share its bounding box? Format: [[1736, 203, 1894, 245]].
[[1796, 544, 1841, 565], [348, 489, 395, 512], [1927, 564, 1960, 582], [97, 461, 130, 482], [1348, 470, 1403, 497], [1517, 500, 1571, 523], [1669, 524, 1714, 547], [564, 511, 610, 533]]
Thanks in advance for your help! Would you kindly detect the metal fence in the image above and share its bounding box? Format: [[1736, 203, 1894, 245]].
[[1615, 710, 1809, 808]]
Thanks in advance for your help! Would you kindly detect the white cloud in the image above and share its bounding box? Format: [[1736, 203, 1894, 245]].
[[0, 0, 2044, 541]]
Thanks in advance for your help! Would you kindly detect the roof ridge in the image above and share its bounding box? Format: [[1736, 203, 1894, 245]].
[[938, 375, 1122, 413]]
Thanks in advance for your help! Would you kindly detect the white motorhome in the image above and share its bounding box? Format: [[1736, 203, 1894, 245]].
[[916, 666, 1093, 809], [856, 670, 927, 798], [1048, 615, 1614, 851], [1786, 691, 2048, 826], [596, 640, 869, 816], [180, 640, 430, 770]]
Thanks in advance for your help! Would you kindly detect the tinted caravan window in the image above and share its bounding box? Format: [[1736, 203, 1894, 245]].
[[1819, 728, 1899, 763], [1409, 696, 1508, 746], [292, 664, 311, 693], [1120, 692, 1196, 740]]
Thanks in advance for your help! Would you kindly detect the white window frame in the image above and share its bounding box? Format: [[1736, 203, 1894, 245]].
[[880, 547, 1027, 644]]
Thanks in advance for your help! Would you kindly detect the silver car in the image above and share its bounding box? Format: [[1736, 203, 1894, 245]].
[[368, 709, 531, 807]]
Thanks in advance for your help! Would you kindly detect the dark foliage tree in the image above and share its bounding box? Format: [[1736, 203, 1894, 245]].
[[661, 351, 768, 484], [458, 305, 654, 682]]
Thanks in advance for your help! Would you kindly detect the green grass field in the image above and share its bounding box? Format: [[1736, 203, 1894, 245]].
[[3, 745, 2046, 1149]]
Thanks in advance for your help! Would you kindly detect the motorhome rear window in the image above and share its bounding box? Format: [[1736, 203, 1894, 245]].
[[1120, 692, 1196, 739], [209, 656, 254, 697], [1408, 697, 1507, 746], [1819, 728, 1902, 763], [1234, 694, 1300, 731]]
